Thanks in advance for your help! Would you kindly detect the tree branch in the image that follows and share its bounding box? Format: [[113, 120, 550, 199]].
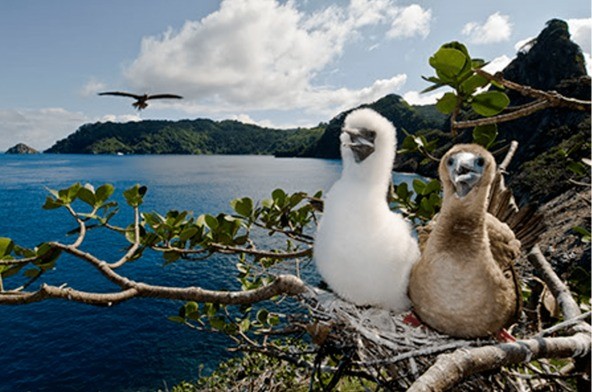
[[527, 245, 583, 322], [407, 333, 591, 392], [0, 274, 308, 306], [108, 206, 141, 269], [475, 69, 592, 111]]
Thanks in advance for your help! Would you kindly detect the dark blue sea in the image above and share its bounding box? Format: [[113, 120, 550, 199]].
[[0, 154, 413, 391]]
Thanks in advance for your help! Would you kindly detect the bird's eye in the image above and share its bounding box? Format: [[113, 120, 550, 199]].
[[447, 158, 454, 166], [476, 157, 485, 167]]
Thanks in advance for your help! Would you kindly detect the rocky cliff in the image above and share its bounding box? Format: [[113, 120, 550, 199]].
[[5, 143, 39, 154]]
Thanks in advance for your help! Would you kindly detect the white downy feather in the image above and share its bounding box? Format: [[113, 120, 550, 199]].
[[314, 108, 419, 313]]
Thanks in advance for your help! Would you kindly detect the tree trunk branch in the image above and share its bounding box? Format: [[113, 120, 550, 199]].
[[407, 333, 591, 392], [0, 274, 308, 306]]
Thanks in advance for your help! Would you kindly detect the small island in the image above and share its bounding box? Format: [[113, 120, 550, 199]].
[[5, 143, 39, 154]]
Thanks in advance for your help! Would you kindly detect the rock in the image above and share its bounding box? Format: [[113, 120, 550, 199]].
[[5, 143, 39, 154]]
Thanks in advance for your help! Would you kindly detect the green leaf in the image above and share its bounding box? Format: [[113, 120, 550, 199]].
[[271, 188, 286, 205], [167, 316, 186, 324], [204, 214, 219, 230], [472, 124, 499, 149], [435, 92, 458, 115], [573, 226, 591, 243], [256, 309, 269, 324], [567, 162, 587, 176], [395, 183, 409, 201], [42, 196, 63, 210], [268, 314, 280, 326], [95, 184, 115, 205], [423, 179, 441, 195], [0, 237, 14, 258], [429, 48, 469, 79], [460, 73, 489, 95], [239, 318, 250, 332], [179, 226, 199, 242], [471, 91, 510, 117], [231, 197, 253, 217], [412, 179, 426, 195], [77, 187, 96, 207], [123, 184, 147, 207]]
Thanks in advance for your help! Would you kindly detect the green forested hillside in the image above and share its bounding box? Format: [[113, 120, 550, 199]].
[[45, 119, 324, 156]]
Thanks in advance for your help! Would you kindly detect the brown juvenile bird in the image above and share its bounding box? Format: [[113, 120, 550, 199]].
[[98, 91, 183, 110], [408, 143, 523, 339]]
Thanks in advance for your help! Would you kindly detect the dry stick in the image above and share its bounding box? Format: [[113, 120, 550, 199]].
[[476, 69, 591, 111], [527, 245, 582, 321], [407, 333, 591, 392], [407, 247, 591, 392], [0, 274, 308, 306], [452, 70, 591, 131], [108, 206, 141, 269]]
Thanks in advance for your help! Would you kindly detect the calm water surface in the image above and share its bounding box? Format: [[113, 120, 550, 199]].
[[0, 154, 412, 391]]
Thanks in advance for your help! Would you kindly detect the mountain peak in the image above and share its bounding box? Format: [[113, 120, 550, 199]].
[[503, 18, 588, 95], [5, 143, 39, 154]]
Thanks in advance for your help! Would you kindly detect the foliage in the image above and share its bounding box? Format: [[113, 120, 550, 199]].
[[422, 41, 510, 147], [45, 119, 324, 157]]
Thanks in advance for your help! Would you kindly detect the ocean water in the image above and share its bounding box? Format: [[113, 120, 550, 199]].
[[0, 154, 413, 391]]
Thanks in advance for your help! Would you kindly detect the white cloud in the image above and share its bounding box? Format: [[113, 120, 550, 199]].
[[402, 90, 444, 105], [230, 113, 258, 125], [462, 12, 512, 44], [568, 18, 591, 53], [80, 78, 107, 97], [482, 55, 512, 74], [124, 0, 428, 117], [514, 36, 535, 53], [567, 18, 591, 74], [100, 114, 142, 123], [0, 108, 88, 151], [387, 5, 432, 39]]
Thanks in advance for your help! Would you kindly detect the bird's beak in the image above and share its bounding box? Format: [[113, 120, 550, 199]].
[[342, 128, 376, 163], [448, 153, 484, 198]]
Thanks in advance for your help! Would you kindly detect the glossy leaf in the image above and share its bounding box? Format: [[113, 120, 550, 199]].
[[471, 91, 510, 117], [429, 48, 468, 79], [95, 184, 115, 205], [473, 124, 498, 149], [460, 73, 489, 95], [435, 92, 458, 115], [0, 237, 14, 258], [42, 196, 63, 210], [77, 187, 96, 207]]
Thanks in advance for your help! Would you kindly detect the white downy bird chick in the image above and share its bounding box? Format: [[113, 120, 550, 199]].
[[314, 108, 420, 312]]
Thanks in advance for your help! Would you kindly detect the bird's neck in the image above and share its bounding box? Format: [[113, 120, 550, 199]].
[[438, 186, 489, 235], [342, 150, 394, 191]]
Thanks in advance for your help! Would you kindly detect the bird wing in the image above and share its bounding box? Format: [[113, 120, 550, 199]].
[[487, 171, 546, 251], [486, 213, 523, 321], [146, 94, 183, 100], [417, 214, 437, 254], [98, 91, 143, 99]]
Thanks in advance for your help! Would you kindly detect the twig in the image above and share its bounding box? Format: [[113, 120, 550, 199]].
[[475, 69, 591, 111], [0, 274, 308, 306], [454, 100, 551, 130], [108, 206, 141, 269], [536, 312, 592, 337], [498, 141, 519, 173], [407, 333, 591, 392], [527, 245, 582, 321]]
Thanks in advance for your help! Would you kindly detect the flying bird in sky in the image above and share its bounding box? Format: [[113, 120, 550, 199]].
[[314, 108, 420, 313], [408, 143, 539, 339], [98, 91, 183, 110]]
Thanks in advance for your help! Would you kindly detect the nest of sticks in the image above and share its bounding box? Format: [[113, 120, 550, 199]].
[[293, 244, 590, 391]]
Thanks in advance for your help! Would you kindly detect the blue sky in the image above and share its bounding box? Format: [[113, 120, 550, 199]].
[[0, 0, 589, 151]]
